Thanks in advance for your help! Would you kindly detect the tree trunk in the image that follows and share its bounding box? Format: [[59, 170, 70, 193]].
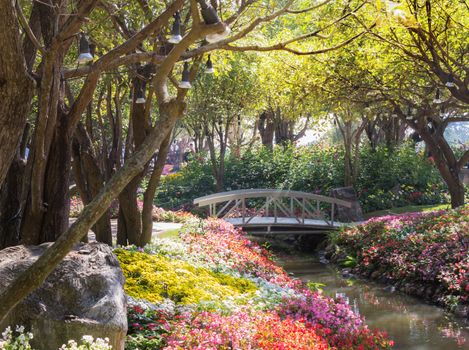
[[447, 177, 465, 208], [412, 122, 466, 209], [71, 125, 112, 244], [0, 97, 186, 324], [0, 0, 35, 188], [21, 106, 72, 244], [0, 158, 26, 248], [117, 178, 142, 245], [117, 75, 150, 245], [258, 110, 275, 148], [141, 133, 172, 245]]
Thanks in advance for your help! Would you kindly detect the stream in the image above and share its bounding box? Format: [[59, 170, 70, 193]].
[[280, 256, 469, 350]]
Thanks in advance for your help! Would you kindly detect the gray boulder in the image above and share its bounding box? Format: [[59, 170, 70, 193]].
[[0, 242, 127, 349], [330, 187, 364, 222]]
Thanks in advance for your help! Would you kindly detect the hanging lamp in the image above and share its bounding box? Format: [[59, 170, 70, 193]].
[[178, 62, 192, 89], [168, 11, 183, 44], [135, 85, 146, 104], [77, 33, 94, 64], [445, 74, 455, 88], [406, 106, 413, 119], [197, 0, 231, 43], [433, 88, 442, 104], [205, 55, 214, 74]]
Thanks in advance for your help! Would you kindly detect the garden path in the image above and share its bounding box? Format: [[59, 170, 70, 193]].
[[68, 218, 183, 242]]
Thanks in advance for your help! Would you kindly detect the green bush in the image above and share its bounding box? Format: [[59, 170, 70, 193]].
[[156, 143, 447, 213]]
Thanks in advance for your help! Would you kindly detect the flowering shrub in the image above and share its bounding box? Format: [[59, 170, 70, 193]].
[[69, 197, 118, 218], [0, 327, 111, 350], [59, 336, 112, 350], [115, 249, 257, 305], [69, 196, 84, 218], [331, 205, 469, 310], [278, 292, 392, 349], [120, 219, 394, 349], [0, 326, 33, 350], [151, 206, 196, 223], [164, 311, 331, 350], [70, 195, 194, 223]]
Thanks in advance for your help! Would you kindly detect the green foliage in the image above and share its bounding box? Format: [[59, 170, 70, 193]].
[[357, 144, 447, 211], [339, 255, 357, 268], [155, 161, 214, 211], [114, 249, 257, 306], [157, 143, 446, 212], [306, 281, 326, 292], [125, 334, 165, 350]]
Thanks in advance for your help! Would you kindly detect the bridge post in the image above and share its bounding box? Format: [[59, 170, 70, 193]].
[[274, 200, 277, 224], [302, 198, 305, 224], [242, 198, 246, 224]]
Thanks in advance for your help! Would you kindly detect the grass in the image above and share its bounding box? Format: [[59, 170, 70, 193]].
[[364, 203, 450, 219], [158, 228, 181, 239]]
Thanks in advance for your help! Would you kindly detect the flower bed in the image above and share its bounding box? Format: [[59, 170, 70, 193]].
[[118, 218, 393, 349], [70, 196, 194, 223], [328, 205, 469, 316]]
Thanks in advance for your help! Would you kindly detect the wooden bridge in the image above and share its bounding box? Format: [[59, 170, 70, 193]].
[[193, 189, 353, 235]]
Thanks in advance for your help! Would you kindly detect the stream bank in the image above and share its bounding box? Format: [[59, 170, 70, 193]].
[[279, 254, 469, 350]]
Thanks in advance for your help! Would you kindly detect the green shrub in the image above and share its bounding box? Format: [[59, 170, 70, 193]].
[[156, 143, 447, 213]]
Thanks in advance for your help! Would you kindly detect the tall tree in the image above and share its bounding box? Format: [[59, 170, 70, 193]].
[[0, 0, 34, 187], [1, 0, 367, 323]]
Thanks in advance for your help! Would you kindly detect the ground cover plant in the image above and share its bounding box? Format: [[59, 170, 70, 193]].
[[118, 219, 394, 349], [329, 205, 469, 314]]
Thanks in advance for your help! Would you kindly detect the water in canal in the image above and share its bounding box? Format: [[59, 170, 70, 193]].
[[281, 256, 469, 350]]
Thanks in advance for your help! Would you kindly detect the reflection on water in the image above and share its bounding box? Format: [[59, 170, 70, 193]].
[[281, 258, 469, 350]]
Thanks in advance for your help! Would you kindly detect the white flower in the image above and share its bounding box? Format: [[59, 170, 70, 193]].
[[1, 326, 11, 339]]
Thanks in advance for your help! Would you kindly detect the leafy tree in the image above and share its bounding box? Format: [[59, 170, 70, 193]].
[[0, 0, 365, 323]]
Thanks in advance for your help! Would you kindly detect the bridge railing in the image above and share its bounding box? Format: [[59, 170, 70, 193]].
[[194, 189, 353, 227]]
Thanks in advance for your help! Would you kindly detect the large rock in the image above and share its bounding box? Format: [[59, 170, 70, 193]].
[[330, 187, 364, 222], [0, 243, 127, 349]]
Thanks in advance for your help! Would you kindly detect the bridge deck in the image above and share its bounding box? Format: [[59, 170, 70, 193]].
[[225, 217, 346, 229]]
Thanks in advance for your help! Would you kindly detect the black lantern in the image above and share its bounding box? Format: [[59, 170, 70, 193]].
[[77, 33, 93, 64], [205, 55, 214, 74], [178, 62, 192, 89], [406, 106, 413, 119], [197, 0, 231, 43], [445, 74, 455, 88], [168, 11, 182, 44], [135, 85, 146, 104], [433, 88, 442, 104]]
